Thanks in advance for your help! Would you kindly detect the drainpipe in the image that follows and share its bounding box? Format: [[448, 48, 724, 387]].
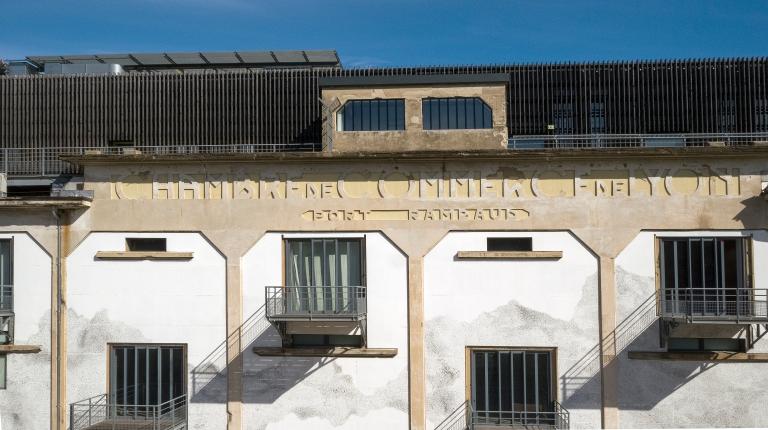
[[52, 209, 62, 430]]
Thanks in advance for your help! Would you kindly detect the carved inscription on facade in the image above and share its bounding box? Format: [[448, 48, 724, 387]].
[[110, 166, 741, 200], [302, 208, 530, 222]]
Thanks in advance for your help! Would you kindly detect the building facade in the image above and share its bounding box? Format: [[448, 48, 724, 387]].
[[0, 53, 767, 430]]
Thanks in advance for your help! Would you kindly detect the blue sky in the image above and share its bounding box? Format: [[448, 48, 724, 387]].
[[2, 0, 767, 67]]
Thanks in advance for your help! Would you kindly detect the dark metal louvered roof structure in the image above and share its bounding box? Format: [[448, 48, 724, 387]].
[[1, 56, 768, 176], [25, 50, 341, 71]]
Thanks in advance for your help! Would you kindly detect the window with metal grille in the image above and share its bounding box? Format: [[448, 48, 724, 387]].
[[336, 99, 405, 131], [552, 103, 574, 134], [589, 102, 606, 133], [756, 99, 768, 132], [718, 99, 737, 133], [110, 344, 185, 410], [659, 237, 752, 319], [422, 97, 492, 130], [471, 348, 557, 427], [284, 238, 366, 346]]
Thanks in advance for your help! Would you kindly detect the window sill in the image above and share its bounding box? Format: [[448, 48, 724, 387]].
[[253, 347, 397, 358], [0, 344, 42, 354], [628, 351, 768, 362], [455, 251, 562, 260], [95, 251, 194, 260]]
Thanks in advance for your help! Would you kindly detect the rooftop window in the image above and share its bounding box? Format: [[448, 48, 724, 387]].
[[422, 97, 492, 130], [336, 99, 405, 131]]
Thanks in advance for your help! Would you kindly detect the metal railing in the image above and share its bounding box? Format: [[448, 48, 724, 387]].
[[2, 132, 768, 177], [265, 286, 366, 321], [508, 133, 768, 150], [659, 288, 768, 323], [434, 401, 472, 430], [69, 393, 187, 430], [0, 285, 12, 312], [0, 144, 320, 177], [470, 401, 570, 429]]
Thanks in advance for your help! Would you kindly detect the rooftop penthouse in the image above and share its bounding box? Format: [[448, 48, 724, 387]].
[[0, 54, 767, 178]]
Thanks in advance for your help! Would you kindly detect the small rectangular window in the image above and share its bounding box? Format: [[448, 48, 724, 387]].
[[0, 354, 6, 389], [338, 99, 405, 131], [423, 97, 492, 130], [487, 238, 533, 252], [126, 238, 167, 252]]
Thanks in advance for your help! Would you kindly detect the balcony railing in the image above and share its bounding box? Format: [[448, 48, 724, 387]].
[[69, 393, 187, 430], [659, 288, 768, 323], [265, 286, 366, 321], [470, 401, 570, 429], [508, 133, 768, 150]]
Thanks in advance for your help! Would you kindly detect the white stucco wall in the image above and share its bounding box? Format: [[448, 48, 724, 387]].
[[424, 231, 601, 429], [615, 230, 768, 428], [240, 232, 409, 430], [66, 232, 227, 429], [0, 233, 52, 430]]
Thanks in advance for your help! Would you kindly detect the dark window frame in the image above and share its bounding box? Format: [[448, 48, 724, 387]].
[[125, 238, 167, 252], [108, 343, 187, 408], [337, 99, 405, 131], [422, 97, 493, 130], [487, 237, 533, 252], [468, 346, 558, 424]]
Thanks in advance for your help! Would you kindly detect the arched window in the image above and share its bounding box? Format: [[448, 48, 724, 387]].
[[336, 99, 405, 131], [422, 97, 492, 130]]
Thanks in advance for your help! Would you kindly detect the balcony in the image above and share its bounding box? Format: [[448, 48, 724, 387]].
[[265, 286, 366, 322], [69, 393, 187, 430], [659, 288, 768, 323]]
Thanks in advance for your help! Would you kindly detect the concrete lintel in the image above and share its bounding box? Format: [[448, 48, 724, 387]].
[[0, 344, 42, 354], [0, 197, 91, 210], [94, 251, 194, 260], [455, 250, 562, 260]]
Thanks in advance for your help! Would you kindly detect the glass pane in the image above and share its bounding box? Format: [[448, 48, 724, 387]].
[[536, 353, 551, 411], [487, 352, 499, 414], [676, 240, 690, 290], [512, 352, 524, 414], [448, 98, 457, 129], [474, 99, 484, 128], [422, 99, 431, 130], [396, 100, 405, 130], [439, 98, 448, 129], [483, 103, 492, 128], [353, 101, 362, 131], [430, 100, 439, 131], [466, 99, 476, 128], [722, 239, 740, 289], [361, 100, 370, 130], [369, 100, 380, 131], [172, 347, 184, 398], [343, 103, 353, 131], [524, 352, 536, 410], [457, 98, 467, 129], [499, 352, 512, 416], [388, 100, 397, 130], [0, 240, 11, 286], [148, 348, 158, 405], [474, 352, 486, 412], [137, 348, 146, 406], [161, 348, 171, 403], [378, 100, 387, 131], [0, 354, 6, 390]]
